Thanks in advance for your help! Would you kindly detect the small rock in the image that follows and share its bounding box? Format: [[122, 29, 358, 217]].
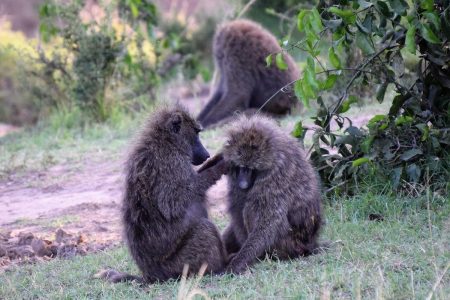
[[368, 213, 384, 221], [55, 228, 72, 244], [7, 245, 35, 259], [18, 232, 34, 245], [0, 244, 6, 257], [0, 231, 12, 241], [31, 238, 53, 257]]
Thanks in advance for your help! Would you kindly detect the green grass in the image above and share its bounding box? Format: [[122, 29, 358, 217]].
[[1, 103, 449, 299], [1, 193, 449, 299]]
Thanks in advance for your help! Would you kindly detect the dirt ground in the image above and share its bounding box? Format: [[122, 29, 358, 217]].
[[0, 91, 230, 271], [0, 89, 381, 271]]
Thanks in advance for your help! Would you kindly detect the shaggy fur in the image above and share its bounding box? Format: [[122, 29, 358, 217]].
[[221, 115, 322, 274], [197, 19, 300, 128], [100, 106, 228, 283]]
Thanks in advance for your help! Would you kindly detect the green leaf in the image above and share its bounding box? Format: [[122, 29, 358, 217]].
[[322, 74, 338, 90], [395, 115, 413, 125], [311, 8, 324, 33], [302, 78, 316, 100], [391, 167, 403, 190], [357, 0, 373, 10], [376, 1, 391, 17], [423, 12, 441, 31], [328, 47, 341, 69], [292, 121, 304, 138], [415, 123, 430, 141], [420, 24, 440, 44], [390, 0, 408, 16], [275, 53, 288, 70], [265, 54, 272, 67], [368, 114, 387, 125], [406, 164, 421, 183], [356, 31, 375, 55], [400, 148, 423, 161], [297, 10, 309, 32], [294, 80, 309, 108], [405, 25, 416, 53], [328, 7, 356, 24], [376, 82, 389, 103], [305, 68, 319, 91], [420, 0, 434, 11], [130, 2, 139, 18], [352, 157, 370, 167], [339, 96, 358, 113]]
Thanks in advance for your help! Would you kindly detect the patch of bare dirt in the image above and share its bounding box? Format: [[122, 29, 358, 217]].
[[0, 123, 20, 138], [0, 153, 228, 271]]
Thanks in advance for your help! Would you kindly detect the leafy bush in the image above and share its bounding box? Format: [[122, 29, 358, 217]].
[[0, 23, 41, 125], [274, 0, 449, 193]]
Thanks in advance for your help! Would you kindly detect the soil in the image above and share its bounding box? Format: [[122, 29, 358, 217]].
[[0, 89, 380, 272]]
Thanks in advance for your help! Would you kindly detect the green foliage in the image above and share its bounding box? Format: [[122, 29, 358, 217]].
[[281, 0, 450, 193]]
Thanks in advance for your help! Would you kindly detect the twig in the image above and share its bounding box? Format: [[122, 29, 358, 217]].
[[256, 79, 298, 113], [324, 180, 349, 193], [330, 43, 399, 116], [236, 0, 258, 19], [425, 262, 450, 300]]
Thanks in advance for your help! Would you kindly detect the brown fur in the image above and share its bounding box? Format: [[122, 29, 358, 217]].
[[197, 19, 300, 128], [100, 105, 228, 284], [221, 115, 322, 274]]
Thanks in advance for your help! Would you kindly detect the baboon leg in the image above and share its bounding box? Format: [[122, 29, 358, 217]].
[[163, 219, 228, 277], [198, 89, 252, 128], [197, 82, 224, 122], [222, 225, 241, 255]]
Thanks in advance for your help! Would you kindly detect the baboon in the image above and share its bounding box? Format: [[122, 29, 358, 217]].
[[99, 105, 228, 283], [197, 19, 300, 128], [220, 115, 323, 274]]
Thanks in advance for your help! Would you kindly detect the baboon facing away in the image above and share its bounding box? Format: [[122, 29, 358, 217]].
[[99, 105, 228, 283], [221, 115, 323, 274], [197, 20, 300, 128]]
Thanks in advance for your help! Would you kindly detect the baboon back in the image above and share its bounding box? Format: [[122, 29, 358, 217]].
[[104, 106, 228, 283], [197, 20, 300, 128]]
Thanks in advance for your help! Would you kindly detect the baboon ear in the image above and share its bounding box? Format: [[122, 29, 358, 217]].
[[167, 113, 183, 133]]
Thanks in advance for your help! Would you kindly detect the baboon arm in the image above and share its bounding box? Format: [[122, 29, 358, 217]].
[[195, 159, 229, 192]]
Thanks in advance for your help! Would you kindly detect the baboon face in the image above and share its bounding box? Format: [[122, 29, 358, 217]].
[[165, 111, 210, 165], [224, 127, 274, 190]]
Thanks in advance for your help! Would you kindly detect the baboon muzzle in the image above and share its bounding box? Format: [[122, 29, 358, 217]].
[[192, 140, 210, 166], [237, 166, 254, 190]]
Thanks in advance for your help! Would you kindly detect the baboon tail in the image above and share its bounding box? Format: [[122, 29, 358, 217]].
[[312, 240, 343, 254], [94, 268, 145, 284]]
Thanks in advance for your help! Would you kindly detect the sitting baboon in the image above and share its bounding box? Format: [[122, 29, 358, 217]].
[[221, 115, 323, 274], [98, 105, 228, 283], [197, 19, 300, 128]]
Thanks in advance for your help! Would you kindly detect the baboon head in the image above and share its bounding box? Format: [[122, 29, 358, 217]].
[[158, 107, 210, 165], [223, 116, 276, 189]]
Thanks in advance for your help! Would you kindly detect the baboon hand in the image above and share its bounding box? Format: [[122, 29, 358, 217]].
[[224, 258, 247, 275]]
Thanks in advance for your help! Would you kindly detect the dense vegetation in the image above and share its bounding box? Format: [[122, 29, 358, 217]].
[[269, 0, 450, 193]]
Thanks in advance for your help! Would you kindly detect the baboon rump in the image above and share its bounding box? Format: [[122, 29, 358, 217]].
[[197, 20, 300, 128]]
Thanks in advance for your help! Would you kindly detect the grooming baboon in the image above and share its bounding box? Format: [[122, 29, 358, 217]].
[[221, 115, 322, 274], [197, 19, 300, 128], [99, 105, 228, 283]]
